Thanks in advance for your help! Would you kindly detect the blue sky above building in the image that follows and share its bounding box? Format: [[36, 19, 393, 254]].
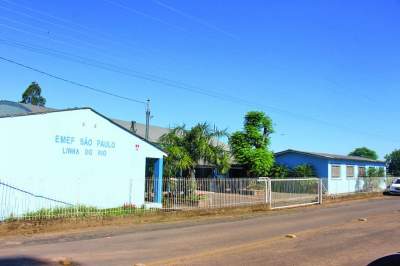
[[0, 0, 399, 158]]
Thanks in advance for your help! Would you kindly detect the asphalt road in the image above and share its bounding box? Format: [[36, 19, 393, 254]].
[[0, 196, 400, 266]]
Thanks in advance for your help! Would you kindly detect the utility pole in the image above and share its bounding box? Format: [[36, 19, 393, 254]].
[[145, 99, 150, 140]]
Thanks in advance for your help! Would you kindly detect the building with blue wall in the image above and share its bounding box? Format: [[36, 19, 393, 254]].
[[0, 107, 166, 218], [275, 149, 387, 194]]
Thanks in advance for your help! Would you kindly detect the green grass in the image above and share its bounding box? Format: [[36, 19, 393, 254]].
[[10, 205, 151, 221]]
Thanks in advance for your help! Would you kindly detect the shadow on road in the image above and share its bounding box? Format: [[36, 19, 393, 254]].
[[368, 253, 400, 266], [0, 256, 80, 266], [0, 256, 53, 266]]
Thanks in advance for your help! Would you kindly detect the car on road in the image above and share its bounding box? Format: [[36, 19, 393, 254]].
[[387, 178, 400, 195]]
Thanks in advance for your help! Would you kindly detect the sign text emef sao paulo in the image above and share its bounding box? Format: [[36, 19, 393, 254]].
[[55, 135, 116, 157]]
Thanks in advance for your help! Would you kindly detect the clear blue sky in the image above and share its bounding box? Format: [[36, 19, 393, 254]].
[[0, 0, 399, 159]]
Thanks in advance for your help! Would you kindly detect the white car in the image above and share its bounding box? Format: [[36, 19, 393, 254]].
[[388, 178, 400, 195]]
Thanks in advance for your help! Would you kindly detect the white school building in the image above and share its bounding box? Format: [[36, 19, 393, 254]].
[[0, 106, 166, 217]]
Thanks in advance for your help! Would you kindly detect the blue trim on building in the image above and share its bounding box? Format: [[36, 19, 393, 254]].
[[153, 158, 163, 204]]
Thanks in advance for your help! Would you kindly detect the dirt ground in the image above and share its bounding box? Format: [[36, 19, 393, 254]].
[[0, 194, 399, 266]]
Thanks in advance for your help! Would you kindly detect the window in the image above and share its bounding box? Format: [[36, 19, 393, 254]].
[[358, 167, 366, 177], [331, 165, 341, 178], [346, 166, 354, 178]]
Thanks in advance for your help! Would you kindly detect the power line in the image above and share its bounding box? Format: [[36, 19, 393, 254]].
[[0, 15, 116, 55], [1, 24, 376, 128], [0, 0, 155, 54], [0, 0, 379, 112], [153, 0, 238, 39], [0, 56, 146, 104], [0, 20, 155, 70], [0, 38, 319, 121], [0, 8, 154, 61], [101, 0, 186, 32], [0, 53, 397, 143], [0, 37, 247, 103]]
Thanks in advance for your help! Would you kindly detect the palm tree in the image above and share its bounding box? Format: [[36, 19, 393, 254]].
[[159, 123, 230, 178]]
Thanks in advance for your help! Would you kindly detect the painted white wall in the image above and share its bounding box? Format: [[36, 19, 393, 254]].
[[0, 109, 165, 212], [327, 163, 387, 194]]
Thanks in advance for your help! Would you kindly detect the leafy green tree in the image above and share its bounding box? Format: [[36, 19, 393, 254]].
[[290, 164, 316, 177], [348, 147, 378, 160], [159, 123, 230, 178], [229, 111, 274, 177], [20, 82, 46, 106], [385, 149, 400, 176], [159, 127, 192, 177]]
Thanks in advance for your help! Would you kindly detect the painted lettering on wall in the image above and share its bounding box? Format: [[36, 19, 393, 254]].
[[55, 135, 116, 158]]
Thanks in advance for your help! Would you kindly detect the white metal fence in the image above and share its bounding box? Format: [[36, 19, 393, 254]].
[[0, 179, 149, 221], [0, 180, 72, 220], [326, 176, 396, 196], [146, 178, 268, 210], [1, 176, 396, 221], [145, 177, 322, 210], [269, 178, 321, 209]]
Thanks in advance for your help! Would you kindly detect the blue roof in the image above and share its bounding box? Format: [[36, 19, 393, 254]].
[[275, 149, 385, 164]]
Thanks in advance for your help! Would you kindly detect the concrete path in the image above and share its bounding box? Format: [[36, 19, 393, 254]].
[[0, 196, 399, 265]]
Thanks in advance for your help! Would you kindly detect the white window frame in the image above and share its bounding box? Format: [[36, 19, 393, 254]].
[[331, 165, 341, 179], [346, 165, 355, 178]]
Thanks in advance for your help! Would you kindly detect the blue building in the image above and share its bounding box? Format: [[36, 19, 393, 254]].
[[275, 149, 387, 194]]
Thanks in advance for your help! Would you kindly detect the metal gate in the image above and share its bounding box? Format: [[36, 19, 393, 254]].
[[263, 178, 322, 209]]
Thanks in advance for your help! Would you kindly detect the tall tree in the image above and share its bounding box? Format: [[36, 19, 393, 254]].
[[20, 82, 46, 106], [229, 111, 274, 177], [159, 123, 230, 178], [348, 147, 378, 160], [385, 149, 400, 176]]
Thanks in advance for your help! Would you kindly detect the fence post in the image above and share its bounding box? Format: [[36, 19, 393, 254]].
[[263, 178, 268, 204], [318, 178, 323, 204], [267, 178, 272, 209]]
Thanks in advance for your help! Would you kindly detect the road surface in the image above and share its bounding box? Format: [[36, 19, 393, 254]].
[[0, 196, 399, 266]]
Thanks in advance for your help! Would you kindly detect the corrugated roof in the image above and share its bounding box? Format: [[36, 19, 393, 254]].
[[112, 119, 170, 144], [0, 100, 54, 117], [275, 149, 385, 163]]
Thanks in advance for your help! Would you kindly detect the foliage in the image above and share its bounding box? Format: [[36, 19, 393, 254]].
[[229, 111, 274, 177], [290, 164, 316, 177], [385, 149, 400, 176], [367, 167, 385, 177], [20, 82, 46, 106], [159, 123, 230, 177], [268, 163, 316, 178], [268, 164, 290, 178], [349, 147, 378, 160], [361, 167, 385, 191]]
